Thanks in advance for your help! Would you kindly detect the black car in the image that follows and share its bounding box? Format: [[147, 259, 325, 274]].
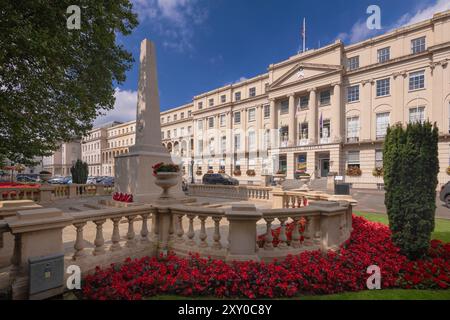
[[202, 173, 239, 186], [439, 181, 450, 207]]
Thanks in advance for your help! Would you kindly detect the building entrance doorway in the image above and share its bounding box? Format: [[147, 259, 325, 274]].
[[320, 159, 330, 178]]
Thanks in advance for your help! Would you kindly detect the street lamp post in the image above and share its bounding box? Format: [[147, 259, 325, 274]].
[[190, 158, 195, 184]]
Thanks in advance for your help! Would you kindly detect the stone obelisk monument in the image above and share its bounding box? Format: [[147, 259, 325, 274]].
[[115, 39, 182, 202]]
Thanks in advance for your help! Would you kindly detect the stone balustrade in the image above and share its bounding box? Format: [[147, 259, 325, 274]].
[[0, 184, 113, 203], [0, 199, 353, 299], [188, 184, 272, 201]]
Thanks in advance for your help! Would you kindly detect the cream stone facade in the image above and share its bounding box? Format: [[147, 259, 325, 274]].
[[42, 141, 81, 176], [45, 11, 450, 189], [158, 11, 450, 189]]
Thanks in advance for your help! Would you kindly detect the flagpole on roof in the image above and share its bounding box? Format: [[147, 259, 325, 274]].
[[303, 17, 306, 53]]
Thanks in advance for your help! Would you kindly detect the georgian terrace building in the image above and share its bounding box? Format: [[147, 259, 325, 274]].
[[160, 11, 450, 189]]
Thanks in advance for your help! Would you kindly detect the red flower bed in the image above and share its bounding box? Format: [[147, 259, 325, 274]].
[[0, 182, 41, 188], [82, 216, 450, 300], [112, 192, 133, 203]]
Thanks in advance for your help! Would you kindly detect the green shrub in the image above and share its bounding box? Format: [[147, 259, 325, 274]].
[[383, 122, 439, 260], [70, 160, 88, 184]]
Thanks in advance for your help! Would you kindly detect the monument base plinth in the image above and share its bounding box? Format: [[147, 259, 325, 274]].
[[114, 152, 186, 204]]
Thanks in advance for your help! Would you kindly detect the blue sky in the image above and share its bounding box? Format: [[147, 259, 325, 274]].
[[94, 0, 450, 125]]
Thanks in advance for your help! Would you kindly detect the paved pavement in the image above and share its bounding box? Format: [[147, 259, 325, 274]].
[[351, 189, 450, 219]]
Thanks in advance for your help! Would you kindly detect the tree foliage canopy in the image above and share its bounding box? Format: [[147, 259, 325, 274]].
[[0, 0, 138, 165], [384, 121, 439, 260]]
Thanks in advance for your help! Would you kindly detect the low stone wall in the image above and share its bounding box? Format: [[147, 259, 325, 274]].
[[188, 184, 272, 201], [0, 199, 353, 299]]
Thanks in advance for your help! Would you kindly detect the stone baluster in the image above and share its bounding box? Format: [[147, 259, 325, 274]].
[[126, 215, 137, 247], [278, 217, 288, 249], [73, 222, 87, 259], [176, 214, 185, 243], [93, 219, 106, 255], [212, 216, 222, 249], [140, 213, 150, 242], [186, 214, 196, 246], [264, 218, 274, 250], [10, 234, 22, 277], [198, 216, 208, 247], [110, 217, 122, 251], [291, 217, 301, 248], [152, 211, 159, 242]]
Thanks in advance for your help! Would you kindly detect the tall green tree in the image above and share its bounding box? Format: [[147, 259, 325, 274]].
[[0, 0, 138, 166], [384, 122, 439, 260]]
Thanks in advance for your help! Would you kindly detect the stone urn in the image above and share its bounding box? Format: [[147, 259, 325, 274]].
[[39, 172, 52, 183], [154, 172, 180, 199]]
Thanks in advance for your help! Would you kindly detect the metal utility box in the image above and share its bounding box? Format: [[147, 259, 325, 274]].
[[28, 253, 65, 300], [335, 183, 350, 195]]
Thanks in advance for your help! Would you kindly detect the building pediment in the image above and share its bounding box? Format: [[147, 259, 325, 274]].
[[269, 62, 342, 90]]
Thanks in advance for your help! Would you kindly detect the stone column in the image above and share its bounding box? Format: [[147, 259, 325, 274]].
[[361, 79, 374, 141], [256, 104, 262, 152], [225, 204, 261, 262], [331, 83, 342, 143], [308, 88, 317, 144], [288, 94, 296, 147], [269, 98, 277, 148]]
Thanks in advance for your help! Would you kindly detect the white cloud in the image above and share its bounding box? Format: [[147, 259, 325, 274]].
[[394, 0, 450, 27], [336, 0, 450, 44], [94, 88, 137, 126], [132, 0, 208, 52]]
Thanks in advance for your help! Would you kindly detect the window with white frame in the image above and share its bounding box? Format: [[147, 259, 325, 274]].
[[235, 92, 241, 101], [376, 112, 390, 139], [234, 111, 241, 124], [188, 110, 192, 117], [320, 120, 330, 139], [347, 85, 360, 102], [234, 134, 241, 151], [411, 37, 426, 54], [346, 116, 360, 142], [377, 47, 390, 63], [197, 139, 203, 154], [209, 138, 215, 154], [188, 126, 192, 134], [198, 102, 203, 110], [263, 105, 270, 118], [208, 98, 214, 107], [376, 78, 390, 97], [299, 122, 308, 141], [180, 112, 184, 119], [409, 106, 425, 124], [248, 131, 256, 150], [173, 129, 177, 137], [208, 117, 214, 128], [375, 149, 383, 168], [248, 108, 256, 122], [347, 151, 360, 169], [263, 129, 270, 149], [249, 87, 256, 97], [174, 114, 177, 121], [280, 99, 289, 114], [197, 119, 203, 131], [409, 70, 425, 91], [348, 56, 359, 70], [221, 136, 226, 153], [220, 114, 226, 127], [320, 90, 331, 105], [221, 95, 226, 103], [167, 130, 171, 138], [180, 127, 184, 137], [300, 95, 309, 109]]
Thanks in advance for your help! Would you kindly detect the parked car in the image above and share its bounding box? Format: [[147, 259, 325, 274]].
[[439, 182, 450, 207], [202, 173, 239, 186], [16, 175, 37, 183], [100, 177, 114, 187], [47, 176, 65, 184]]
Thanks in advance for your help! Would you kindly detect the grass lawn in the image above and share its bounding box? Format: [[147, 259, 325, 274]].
[[143, 290, 450, 300], [354, 211, 450, 243]]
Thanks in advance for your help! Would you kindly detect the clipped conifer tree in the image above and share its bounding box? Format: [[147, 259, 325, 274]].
[[383, 121, 439, 260]]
